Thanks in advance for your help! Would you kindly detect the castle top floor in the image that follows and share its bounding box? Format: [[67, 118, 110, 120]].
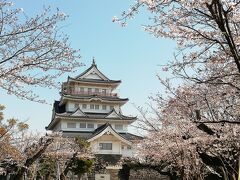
[[61, 59, 121, 97]]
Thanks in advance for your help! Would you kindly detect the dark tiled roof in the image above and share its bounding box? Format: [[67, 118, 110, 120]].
[[61, 93, 129, 102], [62, 131, 92, 139], [74, 62, 110, 80], [55, 111, 136, 120], [89, 123, 110, 138], [68, 77, 121, 84], [53, 125, 143, 141], [88, 123, 142, 141], [72, 61, 121, 84], [69, 108, 87, 117], [105, 108, 137, 119], [119, 133, 144, 141], [85, 112, 108, 118], [62, 131, 143, 141], [54, 101, 65, 113]]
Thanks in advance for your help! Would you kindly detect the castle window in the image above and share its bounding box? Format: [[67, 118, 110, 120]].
[[69, 86, 74, 93], [102, 89, 107, 95], [110, 105, 114, 110], [80, 123, 86, 128], [87, 123, 94, 129], [115, 124, 123, 130], [88, 88, 92, 94], [95, 88, 99, 93], [80, 87, 84, 93], [95, 105, 99, 109], [99, 143, 112, 150], [90, 104, 94, 109], [74, 103, 79, 109], [82, 104, 87, 109], [102, 105, 107, 110], [67, 122, 76, 128]]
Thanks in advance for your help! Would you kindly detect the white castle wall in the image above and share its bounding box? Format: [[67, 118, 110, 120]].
[[58, 119, 128, 133], [90, 134, 132, 156], [65, 101, 120, 113]]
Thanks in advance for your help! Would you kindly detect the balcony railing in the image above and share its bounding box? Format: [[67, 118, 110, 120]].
[[62, 88, 118, 97]]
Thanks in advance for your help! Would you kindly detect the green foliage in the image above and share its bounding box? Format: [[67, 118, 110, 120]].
[[75, 136, 90, 149], [38, 156, 57, 178], [119, 164, 131, 180], [70, 157, 94, 176]]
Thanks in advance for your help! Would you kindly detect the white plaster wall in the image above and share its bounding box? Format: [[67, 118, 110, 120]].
[[59, 119, 128, 133], [112, 105, 120, 112], [81, 103, 109, 113], [60, 120, 95, 131], [80, 103, 120, 113], [57, 120, 133, 156], [90, 135, 133, 156], [90, 135, 122, 154], [60, 120, 66, 129], [84, 73, 102, 80], [113, 124, 128, 133], [66, 101, 77, 112], [66, 101, 120, 113]]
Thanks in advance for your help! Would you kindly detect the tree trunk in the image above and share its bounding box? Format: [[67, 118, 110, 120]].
[[169, 172, 178, 180], [78, 173, 82, 180], [12, 170, 24, 180], [12, 138, 52, 180]]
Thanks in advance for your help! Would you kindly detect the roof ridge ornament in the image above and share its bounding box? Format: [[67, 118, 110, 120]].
[[92, 57, 96, 67]]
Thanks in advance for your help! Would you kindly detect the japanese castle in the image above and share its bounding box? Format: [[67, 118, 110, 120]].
[[46, 60, 141, 158]]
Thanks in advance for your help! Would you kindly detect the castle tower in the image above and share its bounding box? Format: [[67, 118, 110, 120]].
[[46, 60, 141, 157]]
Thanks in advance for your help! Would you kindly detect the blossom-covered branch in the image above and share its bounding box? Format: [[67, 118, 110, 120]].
[[0, 1, 82, 102]]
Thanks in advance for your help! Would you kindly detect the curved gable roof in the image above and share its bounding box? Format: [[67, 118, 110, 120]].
[[70, 108, 88, 117], [105, 108, 123, 119], [75, 60, 109, 80], [87, 123, 132, 145], [59, 94, 129, 106]]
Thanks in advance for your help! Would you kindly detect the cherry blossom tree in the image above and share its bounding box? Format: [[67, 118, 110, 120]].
[[115, 1, 240, 178], [0, 104, 54, 179], [0, 104, 93, 179], [127, 82, 240, 179], [129, 62, 239, 178], [1, 130, 93, 179], [116, 0, 240, 106], [0, 1, 81, 102], [0, 104, 28, 163]]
